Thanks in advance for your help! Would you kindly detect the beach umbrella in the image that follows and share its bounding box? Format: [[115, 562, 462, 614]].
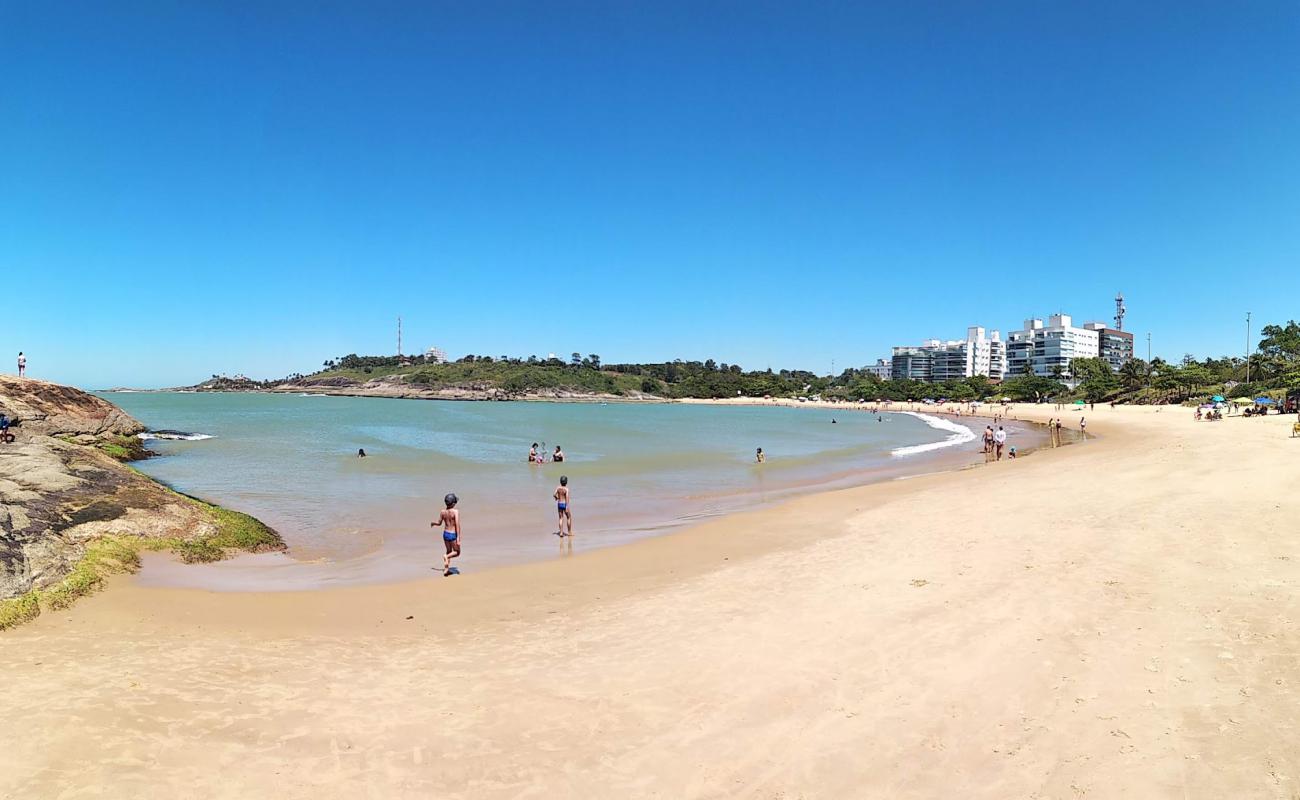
[[1073, 400, 1086, 405], [1211, 395, 1225, 402], [1232, 397, 1253, 404], [1255, 397, 1275, 405]]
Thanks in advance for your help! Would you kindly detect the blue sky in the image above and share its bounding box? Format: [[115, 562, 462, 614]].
[[2, 1, 1297, 388]]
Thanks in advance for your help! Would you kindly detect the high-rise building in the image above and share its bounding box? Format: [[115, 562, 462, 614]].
[[891, 346, 933, 382], [1007, 314, 1100, 384], [890, 326, 1006, 383], [1083, 323, 1135, 372]]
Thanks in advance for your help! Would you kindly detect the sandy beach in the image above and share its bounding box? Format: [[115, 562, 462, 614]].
[[2, 403, 1298, 799]]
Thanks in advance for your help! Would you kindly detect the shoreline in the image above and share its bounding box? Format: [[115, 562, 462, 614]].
[[5, 405, 1296, 797], [10, 406, 1073, 629], [101, 398, 1059, 594]]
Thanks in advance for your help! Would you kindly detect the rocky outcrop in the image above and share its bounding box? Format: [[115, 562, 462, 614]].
[[0, 379, 282, 604], [0, 377, 143, 438]]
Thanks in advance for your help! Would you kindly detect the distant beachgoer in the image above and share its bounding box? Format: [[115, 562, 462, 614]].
[[0, 413, 9, 442], [1080, 417, 1087, 433], [1008, 446, 1017, 459], [831, 418, 837, 424], [554, 475, 572, 537], [982, 426, 994, 454], [433, 493, 461, 576], [553, 445, 565, 463], [357, 448, 367, 458], [528, 442, 539, 463], [16, 352, 25, 378], [994, 426, 1007, 460], [756, 447, 765, 463]]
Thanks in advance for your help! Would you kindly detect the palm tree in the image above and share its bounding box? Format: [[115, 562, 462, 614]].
[[1119, 359, 1147, 389]]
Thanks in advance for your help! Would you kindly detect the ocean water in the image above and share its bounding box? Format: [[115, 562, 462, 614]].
[[101, 392, 1031, 589]]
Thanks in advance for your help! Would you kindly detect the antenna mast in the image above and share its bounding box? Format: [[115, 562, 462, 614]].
[[1114, 292, 1126, 331], [397, 316, 403, 356]]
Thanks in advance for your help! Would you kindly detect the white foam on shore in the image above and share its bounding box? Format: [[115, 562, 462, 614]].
[[138, 432, 215, 441], [891, 412, 976, 457]]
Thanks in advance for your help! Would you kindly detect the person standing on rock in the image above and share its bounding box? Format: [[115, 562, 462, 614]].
[[16, 352, 25, 378]]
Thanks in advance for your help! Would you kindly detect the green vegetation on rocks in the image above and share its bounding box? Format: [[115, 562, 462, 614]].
[[0, 501, 281, 631]]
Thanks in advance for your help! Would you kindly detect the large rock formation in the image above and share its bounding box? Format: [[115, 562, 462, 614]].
[[0, 377, 143, 438], [0, 378, 281, 603]]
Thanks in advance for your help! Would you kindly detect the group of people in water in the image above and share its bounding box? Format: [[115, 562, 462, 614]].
[[528, 442, 565, 463]]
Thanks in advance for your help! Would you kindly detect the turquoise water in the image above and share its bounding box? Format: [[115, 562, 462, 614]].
[[101, 392, 1010, 588]]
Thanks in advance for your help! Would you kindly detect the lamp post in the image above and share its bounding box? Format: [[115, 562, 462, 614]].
[[1245, 312, 1252, 384]]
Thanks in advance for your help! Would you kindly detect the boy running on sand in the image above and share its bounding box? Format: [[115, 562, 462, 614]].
[[554, 476, 572, 537], [432, 493, 461, 576]]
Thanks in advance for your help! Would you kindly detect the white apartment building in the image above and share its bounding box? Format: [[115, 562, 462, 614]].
[[890, 326, 1006, 383], [864, 359, 892, 380], [1006, 314, 1100, 384]]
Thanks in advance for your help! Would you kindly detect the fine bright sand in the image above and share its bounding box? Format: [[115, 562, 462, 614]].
[[1, 404, 1297, 799]]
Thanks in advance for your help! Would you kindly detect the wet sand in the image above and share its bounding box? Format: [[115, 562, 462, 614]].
[[2, 404, 1297, 798]]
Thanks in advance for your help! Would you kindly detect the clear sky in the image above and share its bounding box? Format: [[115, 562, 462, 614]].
[[2, 1, 1297, 388]]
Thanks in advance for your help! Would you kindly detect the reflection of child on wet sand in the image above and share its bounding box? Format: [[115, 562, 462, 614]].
[[432, 493, 461, 576], [554, 476, 572, 537]]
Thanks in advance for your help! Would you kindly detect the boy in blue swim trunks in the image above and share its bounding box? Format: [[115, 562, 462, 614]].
[[432, 492, 461, 575], [553, 476, 572, 537]]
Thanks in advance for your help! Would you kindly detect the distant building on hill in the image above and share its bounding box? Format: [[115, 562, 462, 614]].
[[425, 346, 447, 364], [890, 326, 1005, 383], [864, 359, 892, 380]]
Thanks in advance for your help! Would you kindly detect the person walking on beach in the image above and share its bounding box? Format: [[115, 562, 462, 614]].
[[994, 426, 1007, 460], [554, 475, 572, 537], [432, 493, 461, 576], [1079, 417, 1087, 434], [16, 352, 25, 378], [755, 447, 765, 463]]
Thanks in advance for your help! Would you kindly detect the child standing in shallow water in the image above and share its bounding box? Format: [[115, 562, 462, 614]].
[[554, 476, 572, 537], [432, 493, 461, 576]]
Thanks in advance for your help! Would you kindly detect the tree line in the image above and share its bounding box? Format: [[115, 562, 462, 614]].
[[289, 320, 1300, 403]]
